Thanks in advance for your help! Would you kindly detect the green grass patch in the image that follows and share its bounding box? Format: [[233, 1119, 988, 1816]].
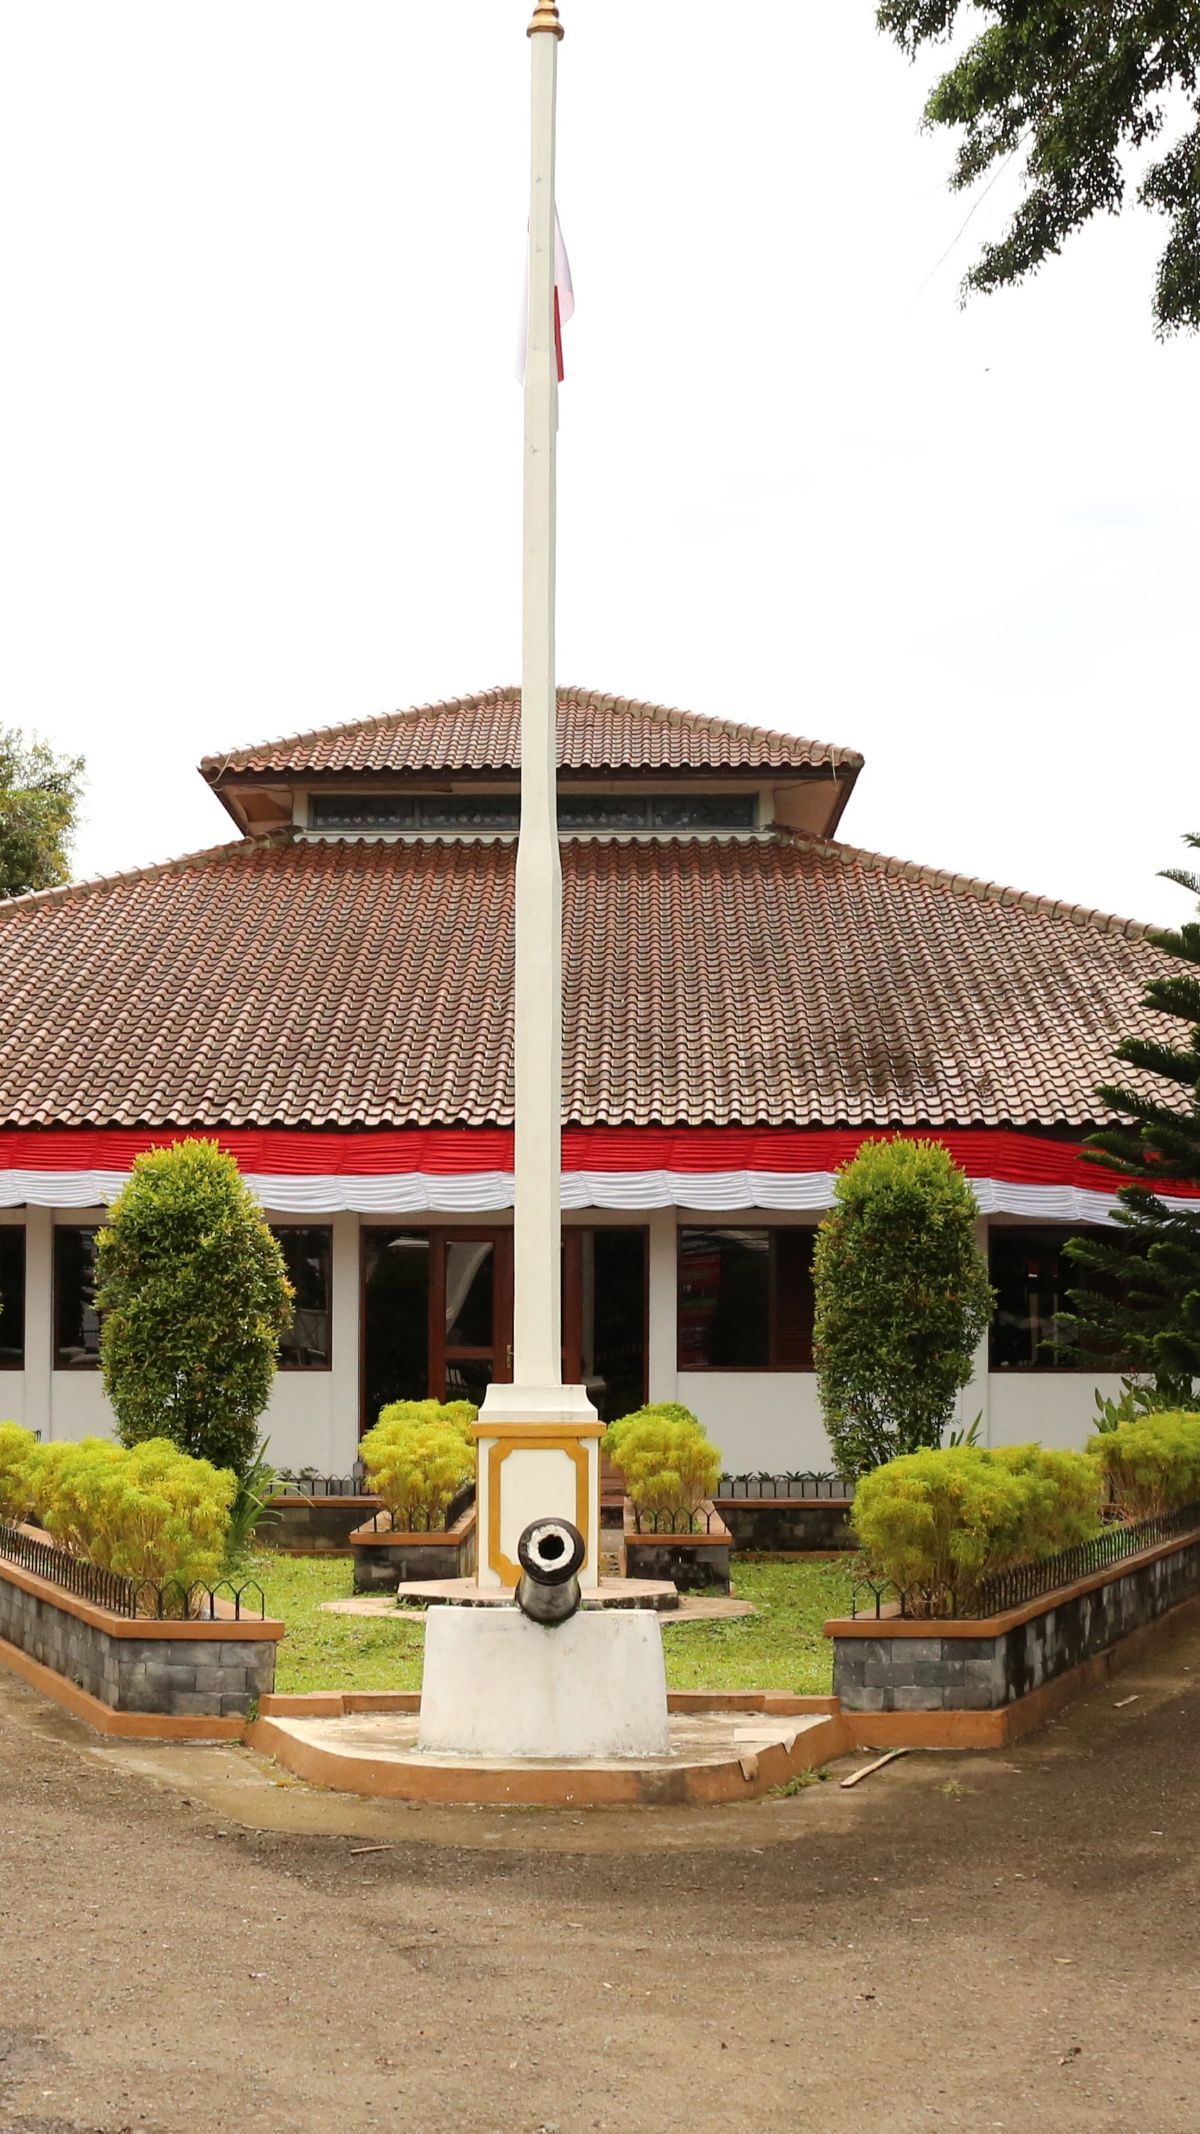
[[251, 1551, 853, 1698]]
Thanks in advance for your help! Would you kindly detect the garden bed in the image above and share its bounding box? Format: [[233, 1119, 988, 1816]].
[[348, 1504, 477, 1592], [0, 1535, 283, 1739], [826, 1516, 1200, 1745]]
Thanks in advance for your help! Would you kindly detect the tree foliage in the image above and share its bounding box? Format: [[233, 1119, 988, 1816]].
[[878, 1, 1200, 335], [0, 728, 85, 898], [813, 1138, 994, 1473], [1064, 833, 1200, 1400], [96, 1140, 293, 1477]]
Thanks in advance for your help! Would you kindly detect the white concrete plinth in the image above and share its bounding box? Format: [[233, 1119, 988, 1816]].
[[418, 1605, 671, 1760]]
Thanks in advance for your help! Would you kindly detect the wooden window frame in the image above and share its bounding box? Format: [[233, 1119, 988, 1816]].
[[676, 1223, 817, 1374], [987, 1223, 1128, 1375], [52, 1223, 101, 1372], [0, 1225, 25, 1370], [272, 1224, 334, 1373]]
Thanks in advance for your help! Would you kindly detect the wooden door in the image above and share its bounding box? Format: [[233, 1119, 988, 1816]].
[[430, 1230, 513, 1407]]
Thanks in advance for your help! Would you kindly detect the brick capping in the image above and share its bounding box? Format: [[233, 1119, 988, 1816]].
[[0, 1549, 284, 1640], [349, 1507, 477, 1549]]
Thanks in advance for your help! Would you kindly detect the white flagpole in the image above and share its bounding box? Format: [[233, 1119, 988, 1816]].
[[473, 0, 600, 1590], [514, 0, 566, 1394]]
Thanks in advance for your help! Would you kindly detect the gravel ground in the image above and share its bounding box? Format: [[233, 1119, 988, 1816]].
[[2, 1624, 1199, 2134]]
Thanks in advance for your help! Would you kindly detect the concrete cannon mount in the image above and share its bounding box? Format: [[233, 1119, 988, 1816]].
[[246, 1688, 847, 1807]]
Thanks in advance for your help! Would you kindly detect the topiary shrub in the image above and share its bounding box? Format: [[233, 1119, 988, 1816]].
[[360, 1400, 477, 1526], [851, 1443, 1104, 1611], [375, 1398, 477, 1450], [31, 1436, 234, 1593], [813, 1138, 994, 1474], [605, 1403, 722, 1517], [96, 1139, 294, 1478], [0, 1421, 38, 1526], [1088, 1411, 1200, 1521]]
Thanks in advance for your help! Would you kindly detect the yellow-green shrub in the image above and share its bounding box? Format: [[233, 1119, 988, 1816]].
[[374, 1398, 477, 1450], [991, 1443, 1105, 1555], [605, 1403, 722, 1516], [1088, 1411, 1200, 1521], [361, 1402, 476, 1523], [851, 1443, 1104, 1607], [0, 1422, 39, 1526], [31, 1436, 234, 1590]]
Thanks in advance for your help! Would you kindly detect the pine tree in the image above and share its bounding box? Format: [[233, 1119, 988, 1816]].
[[1065, 834, 1200, 1402]]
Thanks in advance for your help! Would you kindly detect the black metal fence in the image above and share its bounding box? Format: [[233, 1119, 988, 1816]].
[[276, 1469, 367, 1498], [629, 1505, 727, 1537], [0, 1518, 266, 1622], [364, 1498, 471, 1535], [717, 1471, 856, 1501], [850, 1500, 1200, 1621]]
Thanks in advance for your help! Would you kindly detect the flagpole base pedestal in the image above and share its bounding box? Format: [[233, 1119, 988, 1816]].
[[473, 1384, 602, 1591]]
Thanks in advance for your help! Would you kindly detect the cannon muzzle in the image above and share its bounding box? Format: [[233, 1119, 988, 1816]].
[[515, 1518, 586, 1625]]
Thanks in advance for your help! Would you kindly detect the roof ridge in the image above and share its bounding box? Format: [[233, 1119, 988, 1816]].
[[198, 687, 515, 778], [202, 686, 864, 776], [0, 831, 295, 919], [777, 828, 1152, 940]]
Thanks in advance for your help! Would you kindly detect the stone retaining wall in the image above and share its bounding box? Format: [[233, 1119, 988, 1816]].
[[350, 1510, 477, 1592], [831, 1529, 1200, 1714], [273, 1495, 379, 1553], [623, 1503, 732, 1593], [715, 1498, 855, 1553], [0, 1560, 280, 1719]]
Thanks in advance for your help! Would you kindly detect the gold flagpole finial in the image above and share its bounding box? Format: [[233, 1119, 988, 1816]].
[[527, 1, 564, 36]]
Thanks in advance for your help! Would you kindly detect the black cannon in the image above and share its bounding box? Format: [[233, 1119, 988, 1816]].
[[515, 1517, 586, 1625]]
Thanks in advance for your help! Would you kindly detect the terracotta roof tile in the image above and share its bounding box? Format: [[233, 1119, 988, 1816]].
[[0, 832, 1171, 1130], [200, 686, 861, 780]]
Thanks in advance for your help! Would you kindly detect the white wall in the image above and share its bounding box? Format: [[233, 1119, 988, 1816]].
[[987, 1373, 1125, 1453], [677, 1371, 834, 1474]]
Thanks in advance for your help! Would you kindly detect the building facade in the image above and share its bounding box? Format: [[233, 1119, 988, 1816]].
[[0, 687, 1188, 1474]]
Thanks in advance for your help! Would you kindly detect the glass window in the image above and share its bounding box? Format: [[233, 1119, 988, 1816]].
[[312, 790, 760, 835], [558, 796, 652, 831], [648, 794, 757, 830], [418, 796, 521, 832], [988, 1226, 1121, 1370], [362, 1229, 431, 1427], [310, 794, 417, 830], [678, 1226, 815, 1370], [274, 1227, 332, 1369], [568, 1228, 648, 1421], [54, 1226, 101, 1369], [0, 1228, 25, 1368]]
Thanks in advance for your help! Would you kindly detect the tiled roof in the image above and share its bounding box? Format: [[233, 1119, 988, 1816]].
[[0, 832, 1171, 1131], [201, 687, 861, 780]]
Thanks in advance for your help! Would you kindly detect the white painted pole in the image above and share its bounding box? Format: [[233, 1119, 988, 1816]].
[[513, 0, 565, 1393], [473, 1, 599, 1588], [473, 0, 598, 1601]]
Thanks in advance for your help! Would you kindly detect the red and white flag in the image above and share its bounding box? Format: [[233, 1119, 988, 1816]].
[[518, 210, 574, 382]]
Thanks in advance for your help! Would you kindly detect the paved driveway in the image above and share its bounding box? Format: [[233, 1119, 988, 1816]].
[[1, 1621, 1198, 2133]]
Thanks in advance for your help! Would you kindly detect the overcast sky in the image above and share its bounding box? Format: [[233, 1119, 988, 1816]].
[[1, 1, 1196, 926]]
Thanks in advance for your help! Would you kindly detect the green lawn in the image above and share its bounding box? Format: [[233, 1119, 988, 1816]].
[[251, 1552, 853, 1697]]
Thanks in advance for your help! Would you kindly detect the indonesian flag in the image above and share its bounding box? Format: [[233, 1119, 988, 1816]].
[[518, 210, 574, 382]]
